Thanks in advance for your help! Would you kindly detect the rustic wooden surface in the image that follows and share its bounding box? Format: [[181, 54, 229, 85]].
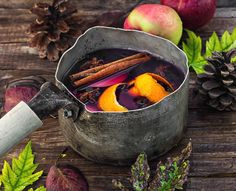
[[1, 0, 236, 190]]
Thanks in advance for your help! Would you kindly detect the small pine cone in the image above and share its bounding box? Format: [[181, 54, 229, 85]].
[[197, 49, 236, 111], [27, 0, 82, 61]]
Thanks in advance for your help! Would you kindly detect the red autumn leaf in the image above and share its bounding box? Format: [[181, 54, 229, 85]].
[[46, 164, 89, 191], [4, 76, 45, 112], [4, 86, 38, 112]]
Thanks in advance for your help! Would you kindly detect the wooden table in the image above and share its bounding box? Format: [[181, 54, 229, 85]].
[[0, 0, 236, 190]]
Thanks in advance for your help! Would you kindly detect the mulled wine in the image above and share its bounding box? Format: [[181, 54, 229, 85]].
[[67, 49, 185, 112]]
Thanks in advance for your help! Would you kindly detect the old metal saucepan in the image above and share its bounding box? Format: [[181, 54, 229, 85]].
[[0, 26, 188, 165]]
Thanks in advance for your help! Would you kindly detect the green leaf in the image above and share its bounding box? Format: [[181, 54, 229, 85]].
[[221, 31, 233, 51], [231, 56, 236, 62], [227, 40, 236, 51], [182, 27, 236, 74], [191, 57, 207, 74], [205, 32, 222, 57], [28, 186, 46, 191], [230, 28, 236, 62], [183, 30, 202, 64], [182, 30, 207, 74], [231, 27, 236, 41], [0, 141, 44, 191]]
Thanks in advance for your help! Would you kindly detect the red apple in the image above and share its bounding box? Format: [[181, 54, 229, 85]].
[[161, 0, 216, 30], [124, 4, 183, 45]]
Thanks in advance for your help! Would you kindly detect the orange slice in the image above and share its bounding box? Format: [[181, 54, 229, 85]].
[[134, 73, 170, 103], [128, 80, 140, 96], [98, 83, 128, 112], [148, 73, 174, 91]]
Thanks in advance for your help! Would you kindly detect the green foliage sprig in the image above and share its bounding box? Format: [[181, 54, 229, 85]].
[[113, 142, 192, 191], [0, 141, 46, 191], [183, 28, 236, 74]]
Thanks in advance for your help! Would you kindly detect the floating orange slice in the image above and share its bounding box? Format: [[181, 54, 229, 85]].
[[148, 73, 174, 91], [134, 73, 168, 102], [131, 73, 172, 103], [128, 80, 140, 96], [98, 83, 128, 112]]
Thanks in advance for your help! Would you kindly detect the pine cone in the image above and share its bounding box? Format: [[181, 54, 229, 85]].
[[197, 49, 236, 111], [27, 0, 82, 61]]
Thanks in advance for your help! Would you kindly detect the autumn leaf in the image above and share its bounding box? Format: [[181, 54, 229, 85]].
[[0, 141, 45, 191]]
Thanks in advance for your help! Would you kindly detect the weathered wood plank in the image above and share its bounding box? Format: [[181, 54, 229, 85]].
[[187, 177, 236, 190], [0, 8, 234, 73], [197, 18, 236, 39], [1, 71, 236, 189], [217, 0, 236, 7], [0, 0, 235, 9], [215, 7, 236, 17], [0, 0, 142, 10], [0, 7, 235, 43], [0, 2, 236, 190], [0, 8, 124, 43], [0, 43, 57, 70], [0, 69, 54, 115], [1, 117, 236, 190]]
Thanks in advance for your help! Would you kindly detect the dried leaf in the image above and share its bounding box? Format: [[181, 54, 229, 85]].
[[46, 164, 89, 191], [4, 86, 38, 112], [112, 179, 131, 191], [131, 153, 150, 191], [4, 76, 45, 112], [113, 142, 192, 191], [149, 142, 192, 191]]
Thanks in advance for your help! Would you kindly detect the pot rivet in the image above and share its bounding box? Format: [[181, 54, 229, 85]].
[[64, 109, 73, 118]]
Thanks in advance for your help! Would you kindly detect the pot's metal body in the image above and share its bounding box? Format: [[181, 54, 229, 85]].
[[56, 27, 189, 165]]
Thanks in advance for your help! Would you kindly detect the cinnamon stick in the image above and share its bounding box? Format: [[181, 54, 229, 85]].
[[73, 55, 151, 88], [70, 53, 146, 81]]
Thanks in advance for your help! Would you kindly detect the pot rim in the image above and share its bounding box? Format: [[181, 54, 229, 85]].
[[55, 26, 189, 114]]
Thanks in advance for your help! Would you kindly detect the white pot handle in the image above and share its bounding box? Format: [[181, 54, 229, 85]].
[[0, 101, 43, 156]]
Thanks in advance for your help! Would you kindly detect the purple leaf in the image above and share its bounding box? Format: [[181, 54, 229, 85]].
[[4, 76, 45, 112], [46, 164, 89, 191]]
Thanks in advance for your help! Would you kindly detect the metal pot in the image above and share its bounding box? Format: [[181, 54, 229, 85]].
[[0, 27, 189, 165]]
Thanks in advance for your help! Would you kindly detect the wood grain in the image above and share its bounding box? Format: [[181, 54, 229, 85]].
[[0, 8, 235, 72], [0, 0, 235, 9], [0, 0, 142, 10], [0, 0, 236, 190]]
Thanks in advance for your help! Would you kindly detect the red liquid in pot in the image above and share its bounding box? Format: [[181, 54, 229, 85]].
[[67, 49, 185, 112]]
